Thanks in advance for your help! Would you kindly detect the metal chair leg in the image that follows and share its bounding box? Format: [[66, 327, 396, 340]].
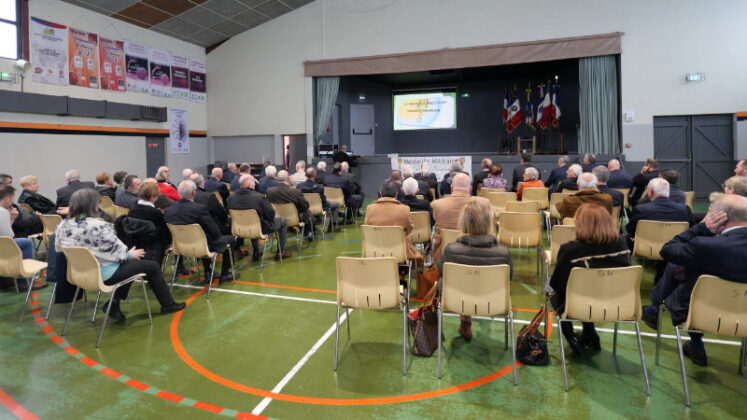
[[557, 314, 569, 391], [260, 236, 269, 273], [504, 317, 508, 349], [613, 322, 619, 357], [675, 326, 691, 406], [91, 291, 102, 324], [334, 305, 340, 371], [206, 254, 218, 299], [298, 224, 304, 255], [170, 255, 181, 291], [346, 307, 351, 340], [739, 338, 746, 375], [509, 310, 518, 386], [96, 289, 116, 348], [634, 321, 651, 396], [45, 281, 57, 320], [61, 287, 80, 336], [18, 273, 38, 324], [437, 302, 443, 379], [140, 279, 153, 325], [227, 244, 236, 282], [656, 304, 663, 365], [402, 304, 407, 376]]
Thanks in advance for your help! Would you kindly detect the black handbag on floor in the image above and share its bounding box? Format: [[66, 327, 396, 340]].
[[409, 300, 440, 357], [516, 305, 550, 366]]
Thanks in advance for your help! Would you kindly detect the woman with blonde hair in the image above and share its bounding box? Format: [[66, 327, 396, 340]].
[[438, 198, 512, 340], [18, 175, 56, 214], [549, 203, 631, 356]]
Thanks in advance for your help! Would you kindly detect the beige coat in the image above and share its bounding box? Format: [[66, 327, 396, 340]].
[[556, 189, 613, 219], [430, 191, 490, 263], [364, 197, 423, 261]]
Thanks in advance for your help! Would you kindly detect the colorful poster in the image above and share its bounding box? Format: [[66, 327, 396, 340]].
[[389, 154, 472, 181], [68, 28, 99, 89], [99, 37, 125, 92], [189, 59, 206, 103], [125, 40, 149, 93], [150, 48, 171, 97], [169, 108, 190, 154], [30, 17, 68, 86], [171, 55, 190, 100]]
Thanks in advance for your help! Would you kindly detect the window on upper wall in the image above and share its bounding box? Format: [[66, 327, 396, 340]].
[[0, 0, 21, 60]]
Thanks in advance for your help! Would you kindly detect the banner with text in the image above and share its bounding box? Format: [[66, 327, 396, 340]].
[[68, 28, 99, 89], [99, 37, 125, 91], [389, 155, 472, 182], [189, 59, 206, 103], [171, 54, 190, 100], [31, 17, 68, 86], [125, 40, 148, 93], [169, 108, 189, 154], [150, 48, 171, 97]]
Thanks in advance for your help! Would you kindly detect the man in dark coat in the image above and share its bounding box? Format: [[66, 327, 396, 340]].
[[630, 158, 660, 206], [637, 169, 686, 205], [298, 168, 339, 232], [511, 153, 540, 192], [56, 169, 95, 208], [641, 194, 747, 366], [324, 162, 363, 218], [114, 175, 141, 210], [593, 166, 625, 208], [626, 178, 693, 240], [472, 158, 492, 195], [267, 170, 313, 240], [204, 168, 230, 205], [607, 159, 634, 188], [399, 177, 433, 225], [545, 155, 569, 194]]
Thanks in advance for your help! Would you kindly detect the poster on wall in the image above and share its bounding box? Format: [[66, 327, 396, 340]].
[[171, 54, 190, 100], [150, 48, 171, 97], [30, 17, 68, 86], [189, 59, 206, 103], [68, 28, 99, 89], [124, 40, 149, 93], [99, 37, 125, 92], [169, 108, 190, 154], [389, 154, 472, 181]]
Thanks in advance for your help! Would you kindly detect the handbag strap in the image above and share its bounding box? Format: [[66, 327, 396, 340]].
[[518, 305, 546, 339]]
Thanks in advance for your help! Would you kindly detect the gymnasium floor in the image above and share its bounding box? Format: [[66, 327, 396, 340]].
[[1, 203, 745, 419]]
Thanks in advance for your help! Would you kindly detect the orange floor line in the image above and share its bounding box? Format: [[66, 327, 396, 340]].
[[0, 388, 40, 420]]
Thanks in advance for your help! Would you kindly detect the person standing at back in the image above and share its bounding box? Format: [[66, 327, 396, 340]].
[[511, 153, 539, 192]]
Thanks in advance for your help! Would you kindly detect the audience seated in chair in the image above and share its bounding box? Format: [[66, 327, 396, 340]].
[[637, 169, 686, 205], [204, 168, 230, 205], [556, 172, 613, 219], [324, 162, 363, 220], [555, 164, 582, 193], [95, 172, 117, 201], [268, 170, 314, 241], [56, 169, 95, 208], [606, 158, 633, 189], [18, 175, 56, 214], [222, 163, 238, 184], [402, 165, 433, 202], [297, 168, 339, 232], [230, 163, 251, 192], [482, 164, 508, 191], [580, 152, 601, 173], [115, 182, 171, 266], [115, 175, 141, 210], [438, 198, 512, 340], [511, 153, 540, 192], [0, 184, 47, 291], [142, 178, 176, 209], [56, 188, 184, 321], [472, 158, 492, 195], [545, 156, 569, 194], [399, 178, 433, 225], [626, 178, 693, 241], [259, 165, 279, 194], [592, 166, 625, 208], [113, 171, 128, 203], [517, 167, 544, 200], [415, 162, 439, 195], [314, 161, 327, 185], [364, 181, 423, 266], [631, 158, 660, 206], [341, 161, 364, 199], [549, 203, 631, 356], [290, 160, 307, 186], [156, 167, 180, 201], [640, 194, 747, 366], [440, 160, 468, 197]]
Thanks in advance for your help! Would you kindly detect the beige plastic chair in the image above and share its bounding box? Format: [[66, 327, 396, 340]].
[[439, 228, 464, 257], [18, 203, 33, 212], [415, 194, 424, 200], [39, 214, 62, 246], [99, 196, 115, 218], [556, 266, 649, 395], [545, 192, 573, 226], [167, 223, 235, 299], [611, 206, 621, 230], [561, 189, 576, 194], [522, 187, 549, 210], [442, 194, 451, 198], [303, 192, 329, 238], [684, 191, 695, 212], [0, 237, 48, 324], [543, 225, 576, 292], [614, 188, 631, 209], [487, 192, 517, 217], [272, 202, 305, 254], [479, 187, 506, 198], [439, 263, 517, 384], [213, 191, 224, 207], [361, 225, 412, 292], [430, 188, 436, 199], [632, 220, 689, 261], [59, 246, 151, 348], [222, 182, 231, 192], [113, 205, 129, 220], [408, 211, 431, 245], [324, 187, 353, 226], [334, 257, 408, 375], [498, 212, 543, 273], [667, 275, 747, 406], [505, 200, 540, 213], [476, 183, 482, 196], [229, 209, 278, 272]]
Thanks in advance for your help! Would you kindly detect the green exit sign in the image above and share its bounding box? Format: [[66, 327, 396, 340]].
[[0, 72, 12, 82]]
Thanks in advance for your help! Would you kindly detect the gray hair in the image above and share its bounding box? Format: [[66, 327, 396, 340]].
[[712, 194, 747, 223], [583, 153, 597, 164], [155, 168, 169, 182], [421, 162, 432, 176], [647, 178, 670, 198], [608, 159, 621, 170], [265, 165, 277, 178], [402, 164, 415, 178], [227, 162, 237, 171], [524, 167, 539, 180], [481, 158, 492, 169], [211, 167, 223, 179], [192, 174, 205, 186], [296, 160, 306, 170], [568, 164, 583, 178], [592, 165, 610, 183], [182, 168, 193, 179], [65, 169, 80, 182], [341, 161, 350, 172], [277, 170, 289, 182], [402, 177, 419, 195], [577, 172, 598, 189], [178, 180, 197, 199], [239, 174, 255, 189], [67, 188, 100, 219], [317, 161, 327, 171], [451, 160, 463, 172], [559, 155, 569, 165]]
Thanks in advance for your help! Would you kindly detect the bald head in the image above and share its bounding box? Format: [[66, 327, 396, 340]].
[[711, 194, 747, 231], [481, 158, 492, 169], [239, 174, 256, 190], [182, 168, 193, 179], [452, 172, 471, 192], [277, 170, 289, 183], [211, 167, 223, 180], [736, 160, 747, 177], [607, 159, 621, 171], [65, 169, 80, 183], [577, 172, 598, 189]]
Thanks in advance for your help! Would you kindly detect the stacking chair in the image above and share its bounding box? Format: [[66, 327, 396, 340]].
[[543, 225, 577, 292], [544, 192, 573, 228], [505, 201, 540, 213], [59, 246, 152, 348], [487, 192, 517, 218], [360, 225, 412, 295], [438, 263, 517, 384], [113, 205, 129, 220], [611, 206, 621, 231], [632, 221, 689, 261], [334, 256, 409, 375], [99, 196, 115, 218], [213, 191, 224, 207], [408, 211, 431, 246], [167, 223, 235, 299], [39, 214, 62, 247], [430, 188, 436, 200], [562, 218, 575, 226], [497, 212, 543, 273], [0, 237, 48, 324], [324, 187, 352, 226], [303, 192, 328, 238], [521, 187, 549, 210], [415, 194, 425, 200], [479, 187, 506, 198], [613, 188, 631, 210], [667, 275, 747, 406], [18, 203, 33, 212], [439, 228, 464, 257], [222, 182, 231, 192], [272, 202, 305, 255], [555, 266, 650, 395], [229, 209, 278, 272], [684, 191, 695, 212]]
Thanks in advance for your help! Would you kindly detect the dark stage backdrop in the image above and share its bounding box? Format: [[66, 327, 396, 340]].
[[325, 59, 580, 155]]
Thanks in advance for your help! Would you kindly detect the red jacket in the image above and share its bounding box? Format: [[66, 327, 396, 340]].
[[159, 182, 180, 201]]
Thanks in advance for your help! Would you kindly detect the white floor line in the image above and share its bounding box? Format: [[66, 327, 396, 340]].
[[517, 280, 538, 295], [251, 310, 350, 416], [171, 284, 337, 305]]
